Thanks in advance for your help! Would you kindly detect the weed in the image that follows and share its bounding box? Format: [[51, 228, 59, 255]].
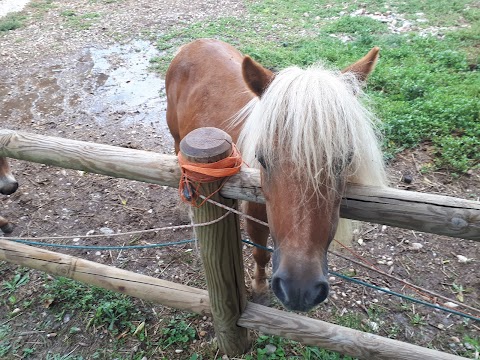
[[1, 270, 30, 295], [463, 336, 480, 358], [244, 334, 356, 360], [23, 347, 36, 357], [160, 318, 196, 349], [91, 299, 138, 333], [409, 313, 427, 326], [0, 325, 12, 357]]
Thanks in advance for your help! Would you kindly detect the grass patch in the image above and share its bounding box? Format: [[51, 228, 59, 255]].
[[0, 13, 25, 32], [60, 10, 101, 29], [43, 277, 143, 335], [152, 0, 479, 173]]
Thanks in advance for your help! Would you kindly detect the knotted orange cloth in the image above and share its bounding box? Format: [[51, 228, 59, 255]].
[[178, 144, 243, 207]]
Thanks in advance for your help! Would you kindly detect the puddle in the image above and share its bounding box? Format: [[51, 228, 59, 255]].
[[1, 39, 173, 151], [88, 40, 167, 130]]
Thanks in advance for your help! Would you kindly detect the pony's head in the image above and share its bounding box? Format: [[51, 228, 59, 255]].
[[238, 49, 387, 311], [0, 157, 18, 195]]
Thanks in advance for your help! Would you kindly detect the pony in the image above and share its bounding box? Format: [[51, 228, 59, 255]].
[[0, 157, 18, 234], [166, 39, 386, 312]]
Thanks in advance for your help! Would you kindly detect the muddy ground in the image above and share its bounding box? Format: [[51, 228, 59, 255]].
[[0, 0, 479, 359]]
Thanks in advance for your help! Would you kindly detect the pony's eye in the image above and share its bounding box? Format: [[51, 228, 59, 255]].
[[256, 153, 267, 169]]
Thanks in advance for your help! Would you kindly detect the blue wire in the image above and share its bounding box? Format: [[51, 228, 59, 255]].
[[7, 237, 479, 322], [330, 271, 480, 321]]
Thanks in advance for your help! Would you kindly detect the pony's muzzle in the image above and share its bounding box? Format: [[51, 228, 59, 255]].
[[271, 271, 329, 312]]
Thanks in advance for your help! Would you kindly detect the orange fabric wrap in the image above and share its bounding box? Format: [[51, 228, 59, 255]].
[[177, 144, 243, 206]]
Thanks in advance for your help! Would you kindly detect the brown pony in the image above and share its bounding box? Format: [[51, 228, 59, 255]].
[[166, 39, 386, 312], [0, 157, 18, 233]]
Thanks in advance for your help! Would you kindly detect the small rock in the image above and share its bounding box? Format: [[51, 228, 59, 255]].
[[386, 261, 394, 266], [444, 302, 459, 308], [265, 344, 277, 354], [63, 313, 71, 323], [46, 333, 57, 338], [437, 324, 445, 330], [456, 255, 471, 263], [95, 251, 102, 256], [381, 225, 387, 232], [357, 238, 364, 245], [464, 342, 474, 350], [409, 242, 423, 250], [99, 227, 114, 235], [11, 308, 21, 315], [402, 174, 413, 184], [175, 349, 183, 354], [199, 330, 207, 337], [86, 230, 95, 236], [367, 321, 379, 331], [451, 336, 460, 343], [72, 238, 80, 242]]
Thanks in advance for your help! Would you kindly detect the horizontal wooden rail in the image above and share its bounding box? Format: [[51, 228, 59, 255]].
[[0, 240, 465, 360], [238, 302, 465, 360], [0, 239, 210, 315], [0, 129, 479, 240]]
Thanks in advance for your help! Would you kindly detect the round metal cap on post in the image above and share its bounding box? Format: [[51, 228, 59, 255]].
[[179, 127, 250, 355]]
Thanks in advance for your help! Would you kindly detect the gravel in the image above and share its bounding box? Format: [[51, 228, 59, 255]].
[[0, 0, 245, 70]]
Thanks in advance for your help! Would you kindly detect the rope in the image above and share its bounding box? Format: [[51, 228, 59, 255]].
[[201, 196, 269, 227], [178, 144, 242, 207], [0, 211, 230, 241], [8, 239, 195, 250]]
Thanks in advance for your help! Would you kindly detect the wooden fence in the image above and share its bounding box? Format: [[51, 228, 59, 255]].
[[0, 128, 477, 359]]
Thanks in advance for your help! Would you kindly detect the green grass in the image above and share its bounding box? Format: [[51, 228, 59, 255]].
[[152, 0, 480, 173], [0, 13, 25, 32], [43, 277, 143, 335], [60, 10, 101, 29]]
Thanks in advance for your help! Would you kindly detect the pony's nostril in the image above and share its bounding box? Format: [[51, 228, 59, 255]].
[[1, 181, 18, 195], [271, 276, 289, 304], [311, 280, 329, 305]]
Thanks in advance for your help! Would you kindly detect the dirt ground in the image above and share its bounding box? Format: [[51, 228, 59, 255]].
[[0, 0, 479, 359]]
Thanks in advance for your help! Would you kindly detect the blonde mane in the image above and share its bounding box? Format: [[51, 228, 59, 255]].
[[234, 63, 387, 243]]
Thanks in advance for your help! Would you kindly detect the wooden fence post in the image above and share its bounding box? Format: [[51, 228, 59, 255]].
[[179, 127, 250, 355]]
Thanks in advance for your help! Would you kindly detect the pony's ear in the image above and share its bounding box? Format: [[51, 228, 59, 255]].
[[242, 56, 275, 97], [342, 47, 380, 83]]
